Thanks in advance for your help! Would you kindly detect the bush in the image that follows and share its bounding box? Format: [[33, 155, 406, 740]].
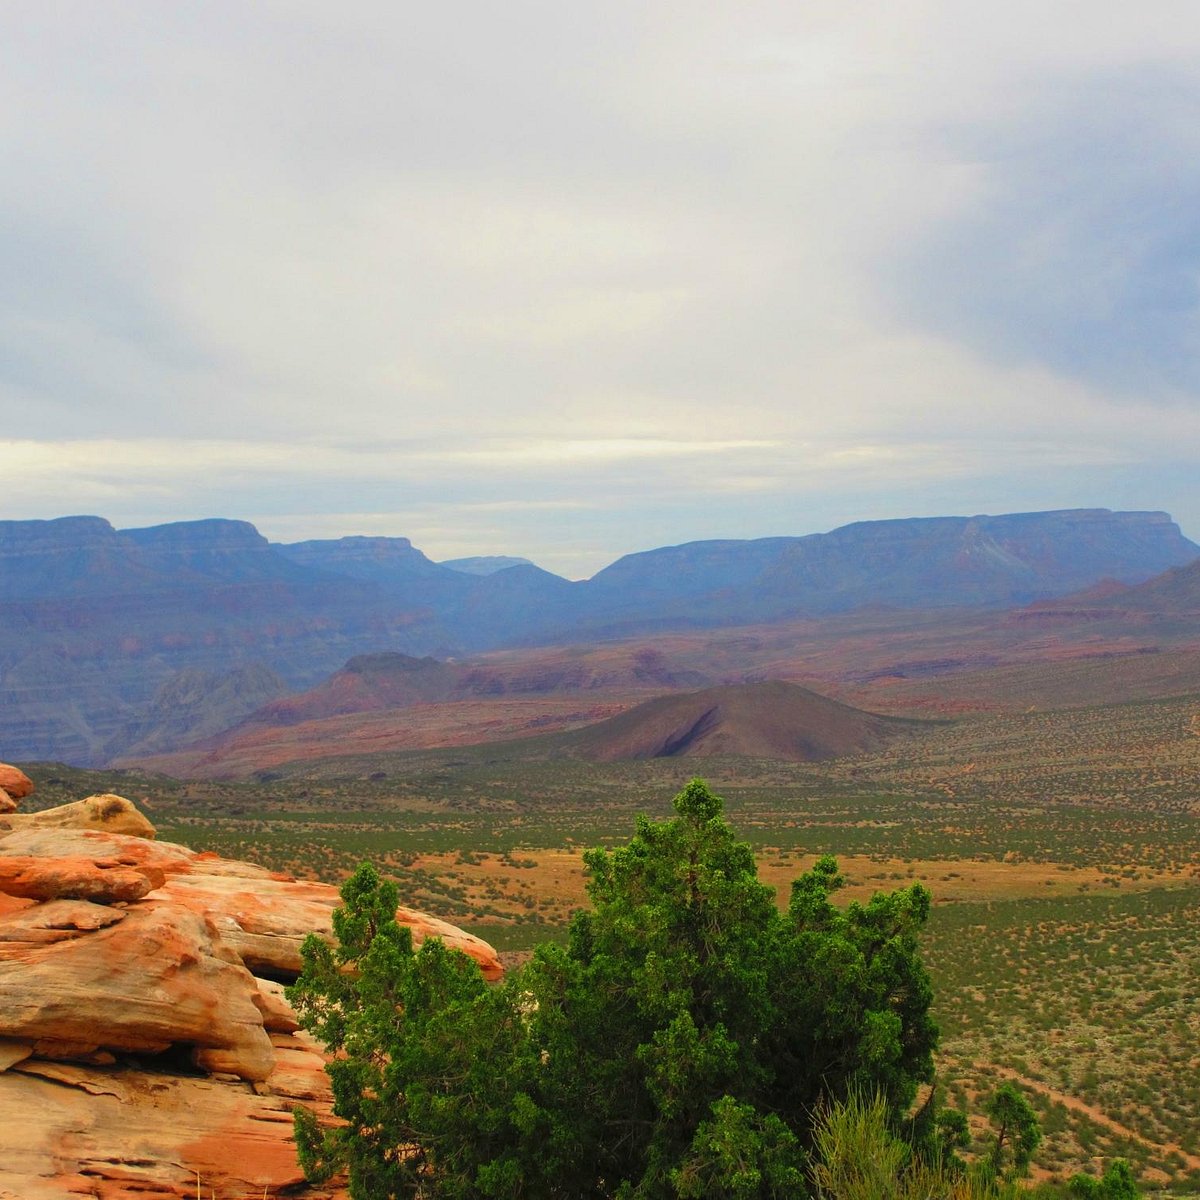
[[1068, 1160, 1140, 1200], [812, 1091, 1005, 1200]]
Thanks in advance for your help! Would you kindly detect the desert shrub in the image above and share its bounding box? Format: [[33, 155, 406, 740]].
[[1068, 1160, 1140, 1200], [810, 1091, 1019, 1200]]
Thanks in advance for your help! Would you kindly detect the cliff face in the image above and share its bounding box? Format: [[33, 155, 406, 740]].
[[0, 519, 451, 762], [0, 509, 1195, 764], [122, 517, 317, 582], [580, 510, 1200, 628], [0, 516, 154, 598], [0, 516, 315, 597], [275, 533, 451, 585]]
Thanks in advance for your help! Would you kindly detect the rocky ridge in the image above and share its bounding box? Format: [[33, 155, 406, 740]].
[[0, 763, 501, 1199]]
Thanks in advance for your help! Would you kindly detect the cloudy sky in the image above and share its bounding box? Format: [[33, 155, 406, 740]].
[[3, 2, 1199, 576]]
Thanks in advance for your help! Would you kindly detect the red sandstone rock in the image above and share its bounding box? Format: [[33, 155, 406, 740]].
[[0, 898, 127, 945], [255, 977, 301, 1033], [0, 900, 275, 1081], [0, 1039, 31, 1071], [0, 827, 189, 871], [157, 871, 505, 981], [0, 790, 15, 816], [4, 830, 501, 982], [0, 1042, 349, 1198], [0, 826, 504, 981], [30, 1037, 105, 1060], [395, 903, 506, 981], [0, 855, 164, 904], [0, 765, 32, 801], [0, 794, 500, 1197]]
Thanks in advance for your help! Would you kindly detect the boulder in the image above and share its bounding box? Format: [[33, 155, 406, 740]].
[[0, 827, 188, 870], [255, 976, 301, 1034], [0, 794, 156, 839], [0, 765, 32, 802], [0, 899, 127, 945], [0, 900, 275, 1081], [0, 856, 164, 904], [395, 904, 506, 977], [0, 790, 15, 816]]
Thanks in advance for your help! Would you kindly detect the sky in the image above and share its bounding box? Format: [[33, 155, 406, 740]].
[[2, 2, 1199, 578]]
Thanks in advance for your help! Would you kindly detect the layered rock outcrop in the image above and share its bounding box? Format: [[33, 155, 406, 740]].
[[0, 769, 502, 1199]]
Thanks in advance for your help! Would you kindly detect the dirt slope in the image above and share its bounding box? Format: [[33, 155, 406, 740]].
[[559, 680, 925, 761]]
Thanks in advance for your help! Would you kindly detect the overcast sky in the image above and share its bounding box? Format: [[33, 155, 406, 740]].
[[3, 2, 1199, 577]]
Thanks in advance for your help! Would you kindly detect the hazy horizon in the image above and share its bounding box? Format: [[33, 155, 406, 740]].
[[10, 501, 1197, 582], [4, 4, 1200, 577]]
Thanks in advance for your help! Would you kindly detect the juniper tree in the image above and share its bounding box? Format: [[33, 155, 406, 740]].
[[289, 779, 941, 1198]]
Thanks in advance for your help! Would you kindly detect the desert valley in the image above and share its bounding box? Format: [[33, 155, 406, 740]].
[[1, 508, 1198, 1195]]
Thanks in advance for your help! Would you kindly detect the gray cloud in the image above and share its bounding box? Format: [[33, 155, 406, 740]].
[[892, 67, 1200, 399], [0, 207, 220, 431]]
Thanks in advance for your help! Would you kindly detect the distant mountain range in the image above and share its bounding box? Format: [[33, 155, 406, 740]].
[[1, 508, 1196, 764]]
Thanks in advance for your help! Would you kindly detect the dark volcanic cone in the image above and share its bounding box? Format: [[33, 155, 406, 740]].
[[561, 679, 924, 761]]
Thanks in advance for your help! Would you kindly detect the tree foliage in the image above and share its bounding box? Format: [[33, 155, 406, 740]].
[[288, 779, 946, 1198], [984, 1083, 1043, 1181]]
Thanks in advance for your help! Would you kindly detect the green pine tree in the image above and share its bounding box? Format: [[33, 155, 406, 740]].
[[289, 779, 943, 1198]]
